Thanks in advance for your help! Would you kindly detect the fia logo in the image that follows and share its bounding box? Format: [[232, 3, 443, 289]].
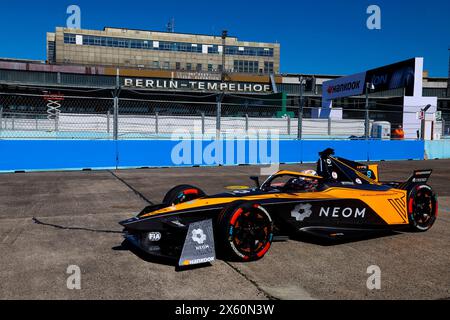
[[148, 232, 162, 242]]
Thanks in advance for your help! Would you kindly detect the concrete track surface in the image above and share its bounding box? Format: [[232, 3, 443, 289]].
[[0, 160, 449, 300]]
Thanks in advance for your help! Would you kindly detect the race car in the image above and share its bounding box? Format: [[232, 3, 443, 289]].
[[119, 149, 438, 267]]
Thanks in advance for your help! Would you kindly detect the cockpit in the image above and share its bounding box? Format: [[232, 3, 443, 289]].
[[261, 172, 320, 193]]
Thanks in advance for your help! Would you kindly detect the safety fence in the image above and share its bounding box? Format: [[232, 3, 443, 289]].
[[0, 92, 442, 140], [0, 113, 370, 139]]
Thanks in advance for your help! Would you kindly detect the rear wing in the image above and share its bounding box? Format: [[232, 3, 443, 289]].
[[398, 170, 433, 190]]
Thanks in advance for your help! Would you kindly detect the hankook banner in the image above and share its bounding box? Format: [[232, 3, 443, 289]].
[[323, 58, 417, 100], [322, 72, 366, 100]]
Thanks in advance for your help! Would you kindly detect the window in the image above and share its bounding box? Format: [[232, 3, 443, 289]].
[[234, 60, 259, 73], [176, 62, 181, 70], [264, 61, 274, 74], [225, 46, 273, 57], [48, 41, 56, 63], [218, 65, 223, 72], [179, 43, 189, 52], [208, 64, 213, 72], [94, 37, 102, 46], [208, 45, 219, 54], [186, 63, 192, 71], [131, 40, 143, 49], [163, 61, 170, 69], [63, 33, 274, 58], [160, 42, 172, 51], [196, 64, 202, 71], [64, 34, 76, 44], [152, 61, 160, 69]]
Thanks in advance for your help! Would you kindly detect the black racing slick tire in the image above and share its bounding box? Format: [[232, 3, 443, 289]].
[[163, 185, 206, 206], [408, 185, 438, 232], [217, 203, 274, 262]]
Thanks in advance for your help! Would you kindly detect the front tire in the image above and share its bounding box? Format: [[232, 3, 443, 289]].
[[163, 185, 206, 205], [408, 185, 438, 232], [217, 203, 273, 262]]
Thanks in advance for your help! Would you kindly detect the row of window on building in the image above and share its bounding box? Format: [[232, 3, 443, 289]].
[[233, 60, 274, 74], [144, 60, 274, 74], [63, 34, 275, 58]]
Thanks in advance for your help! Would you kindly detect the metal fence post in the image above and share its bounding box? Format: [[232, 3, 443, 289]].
[[201, 112, 205, 135], [245, 114, 249, 133], [216, 94, 222, 140], [298, 76, 304, 140], [113, 96, 119, 140], [12, 114, 15, 131], [54, 112, 59, 132], [287, 115, 291, 136], [0, 107, 2, 131], [35, 115, 38, 131], [155, 112, 159, 135], [364, 83, 371, 140], [328, 117, 332, 136], [107, 110, 110, 134]]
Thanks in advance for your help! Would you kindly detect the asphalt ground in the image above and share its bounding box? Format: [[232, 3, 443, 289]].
[[0, 160, 449, 300]]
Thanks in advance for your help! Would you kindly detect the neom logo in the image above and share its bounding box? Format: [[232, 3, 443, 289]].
[[319, 207, 366, 218]]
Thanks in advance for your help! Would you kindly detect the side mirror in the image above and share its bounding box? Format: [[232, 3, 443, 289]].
[[250, 176, 260, 188]]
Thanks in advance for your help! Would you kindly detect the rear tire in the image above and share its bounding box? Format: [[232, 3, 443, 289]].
[[217, 202, 273, 262], [408, 185, 437, 232], [163, 184, 206, 205]]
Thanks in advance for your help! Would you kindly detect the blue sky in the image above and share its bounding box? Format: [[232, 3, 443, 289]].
[[0, 0, 449, 76]]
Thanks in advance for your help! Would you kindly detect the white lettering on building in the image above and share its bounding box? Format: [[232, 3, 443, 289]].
[[123, 78, 272, 93]]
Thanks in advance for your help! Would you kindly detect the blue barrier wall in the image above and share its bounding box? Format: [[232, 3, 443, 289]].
[[0, 140, 117, 172], [0, 140, 425, 172], [425, 140, 450, 159], [368, 140, 425, 161]]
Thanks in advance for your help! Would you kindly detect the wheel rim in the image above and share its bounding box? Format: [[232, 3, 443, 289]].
[[229, 205, 273, 260], [411, 188, 436, 228]]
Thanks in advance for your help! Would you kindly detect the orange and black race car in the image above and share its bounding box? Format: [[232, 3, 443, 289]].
[[119, 149, 438, 267]]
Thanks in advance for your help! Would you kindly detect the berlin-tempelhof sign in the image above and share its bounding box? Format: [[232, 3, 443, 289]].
[[123, 78, 272, 93]]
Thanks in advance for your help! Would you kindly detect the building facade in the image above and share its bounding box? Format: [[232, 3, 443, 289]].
[[47, 27, 280, 75]]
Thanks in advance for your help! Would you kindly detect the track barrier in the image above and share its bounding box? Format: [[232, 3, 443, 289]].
[[0, 139, 425, 172]]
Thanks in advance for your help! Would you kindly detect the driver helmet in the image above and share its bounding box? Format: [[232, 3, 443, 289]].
[[289, 177, 318, 192]]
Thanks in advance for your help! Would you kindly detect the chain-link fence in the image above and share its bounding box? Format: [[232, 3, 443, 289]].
[[0, 92, 441, 140]]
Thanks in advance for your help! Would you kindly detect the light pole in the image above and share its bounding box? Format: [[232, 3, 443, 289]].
[[365, 82, 375, 139], [221, 30, 228, 82]]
